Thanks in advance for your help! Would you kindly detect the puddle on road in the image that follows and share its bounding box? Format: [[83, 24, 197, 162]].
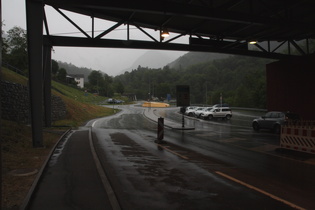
[[48, 131, 72, 167]]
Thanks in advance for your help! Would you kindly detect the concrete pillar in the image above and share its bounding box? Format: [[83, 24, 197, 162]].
[[266, 55, 315, 120], [26, 0, 44, 147]]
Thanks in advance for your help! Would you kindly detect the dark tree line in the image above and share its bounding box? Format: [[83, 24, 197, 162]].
[[85, 70, 124, 97], [1, 26, 73, 84], [116, 56, 273, 108]]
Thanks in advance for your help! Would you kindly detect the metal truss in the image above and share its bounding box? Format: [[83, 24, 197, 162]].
[[26, 0, 315, 147], [43, 6, 314, 60]]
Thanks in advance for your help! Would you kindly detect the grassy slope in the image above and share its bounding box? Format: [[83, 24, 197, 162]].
[[51, 81, 113, 127], [1, 68, 113, 209]]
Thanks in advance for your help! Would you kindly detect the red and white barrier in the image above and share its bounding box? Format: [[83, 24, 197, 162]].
[[280, 124, 315, 154]]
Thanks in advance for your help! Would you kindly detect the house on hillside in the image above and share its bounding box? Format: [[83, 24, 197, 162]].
[[68, 74, 85, 88]]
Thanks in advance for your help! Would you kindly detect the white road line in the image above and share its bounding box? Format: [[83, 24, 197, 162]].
[[91, 119, 99, 128], [215, 171, 306, 210]]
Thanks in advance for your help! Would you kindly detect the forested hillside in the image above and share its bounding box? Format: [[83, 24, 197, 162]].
[[58, 61, 93, 81], [115, 55, 274, 108], [167, 51, 229, 70]]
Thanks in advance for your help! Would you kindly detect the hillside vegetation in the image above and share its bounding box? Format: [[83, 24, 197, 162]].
[[167, 51, 229, 69], [58, 61, 93, 82], [2, 67, 114, 127], [1, 68, 114, 209], [56, 52, 272, 109], [116, 55, 274, 108]]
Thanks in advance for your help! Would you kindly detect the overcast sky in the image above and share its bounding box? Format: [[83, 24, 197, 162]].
[[2, 0, 187, 76]]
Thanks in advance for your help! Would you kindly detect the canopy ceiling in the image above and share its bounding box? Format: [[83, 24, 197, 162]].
[[42, 0, 315, 59]]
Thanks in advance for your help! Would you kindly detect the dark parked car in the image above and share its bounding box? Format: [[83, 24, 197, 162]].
[[252, 111, 299, 134]]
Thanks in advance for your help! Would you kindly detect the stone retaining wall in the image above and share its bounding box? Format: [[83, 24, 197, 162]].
[[1, 81, 66, 124]]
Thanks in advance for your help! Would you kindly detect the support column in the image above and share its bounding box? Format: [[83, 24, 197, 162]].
[[43, 45, 52, 127], [0, 0, 3, 207], [26, 0, 44, 147]]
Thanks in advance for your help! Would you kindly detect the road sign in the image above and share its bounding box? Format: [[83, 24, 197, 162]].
[[176, 85, 190, 107], [167, 94, 171, 102]]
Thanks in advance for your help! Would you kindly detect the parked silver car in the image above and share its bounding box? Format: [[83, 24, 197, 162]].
[[194, 107, 212, 118], [201, 107, 232, 120], [185, 106, 198, 116]]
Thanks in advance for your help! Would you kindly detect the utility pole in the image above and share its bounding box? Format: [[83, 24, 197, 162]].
[[205, 83, 207, 105]]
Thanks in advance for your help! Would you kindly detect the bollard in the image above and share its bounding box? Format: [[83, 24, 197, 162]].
[[157, 117, 164, 143]]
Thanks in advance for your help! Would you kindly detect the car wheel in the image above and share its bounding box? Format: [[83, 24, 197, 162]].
[[225, 115, 231, 120], [273, 124, 281, 134], [252, 122, 260, 131], [208, 115, 213, 120], [188, 113, 193, 117]]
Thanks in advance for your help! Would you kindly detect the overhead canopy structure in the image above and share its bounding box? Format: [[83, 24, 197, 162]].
[[26, 0, 315, 146], [42, 0, 315, 59]]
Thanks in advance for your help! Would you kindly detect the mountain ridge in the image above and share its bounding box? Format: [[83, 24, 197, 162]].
[[57, 51, 231, 80]]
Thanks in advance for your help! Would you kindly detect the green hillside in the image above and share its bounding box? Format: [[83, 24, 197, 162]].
[[1, 68, 116, 209], [1, 67, 114, 127]]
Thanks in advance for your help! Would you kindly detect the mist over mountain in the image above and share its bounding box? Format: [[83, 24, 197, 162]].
[[57, 51, 232, 80], [58, 61, 93, 82], [167, 52, 230, 70], [117, 51, 177, 75]]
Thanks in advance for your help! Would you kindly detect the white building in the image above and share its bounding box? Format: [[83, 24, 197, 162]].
[[68, 74, 85, 88]]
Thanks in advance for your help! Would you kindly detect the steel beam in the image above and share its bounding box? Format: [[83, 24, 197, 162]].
[[26, 0, 44, 147], [44, 35, 296, 60]]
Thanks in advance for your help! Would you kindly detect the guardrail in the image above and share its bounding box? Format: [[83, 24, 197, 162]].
[[280, 121, 315, 154], [2, 61, 26, 76]]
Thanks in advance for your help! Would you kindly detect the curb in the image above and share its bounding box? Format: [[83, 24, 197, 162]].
[[143, 108, 195, 130], [142, 109, 172, 129], [20, 128, 72, 210]]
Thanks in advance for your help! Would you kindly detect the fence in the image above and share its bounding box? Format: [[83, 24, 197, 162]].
[[2, 61, 26, 76], [280, 121, 315, 154]]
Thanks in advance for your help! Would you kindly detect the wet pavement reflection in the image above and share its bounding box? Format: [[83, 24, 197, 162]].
[[89, 104, 315, 209]]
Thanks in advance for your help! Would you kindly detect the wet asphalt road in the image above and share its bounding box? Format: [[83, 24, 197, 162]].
[[87, 104, 315, 210]]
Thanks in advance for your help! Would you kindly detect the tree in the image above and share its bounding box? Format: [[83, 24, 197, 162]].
[[52, 59, 59, 76], [57, 68, 67, 82], [88, 70, 103, 94], [87, 70, 114, 96], [103, 74, 112, 96], [3, 26, 28, 73], [114, 80, 124, 95], [88, 70, 103, 86]]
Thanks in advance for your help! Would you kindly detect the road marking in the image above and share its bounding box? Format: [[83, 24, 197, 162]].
[[156, 144, 189, 160], [89, 128, 121, 210], [91, 120, 98, 128], [215, 171, 306, 210]]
